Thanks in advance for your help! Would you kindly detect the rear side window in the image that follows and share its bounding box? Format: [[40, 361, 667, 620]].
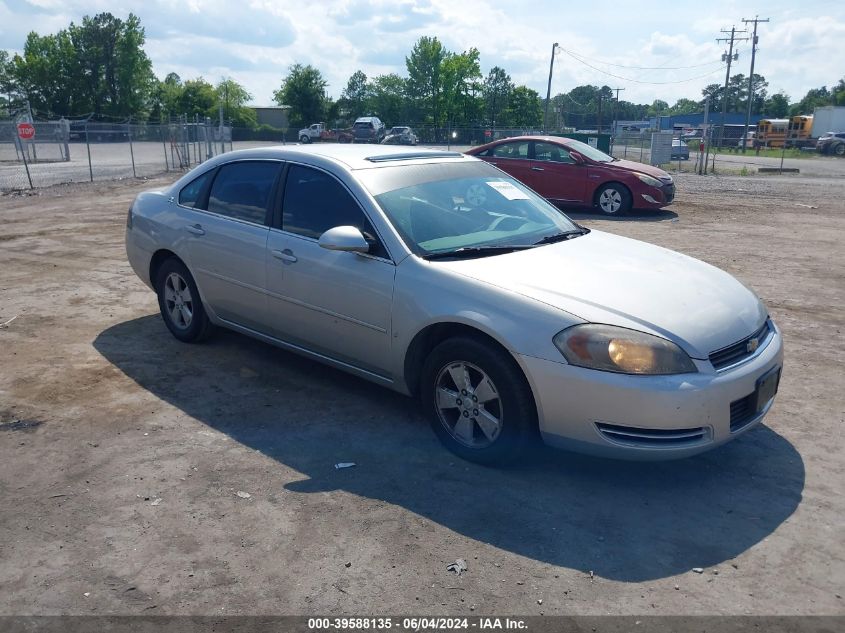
[[282, 164, 387, 258], [207, 161, 280, 224], [491, 142, 529, 159], [178, 171, 212, 208]]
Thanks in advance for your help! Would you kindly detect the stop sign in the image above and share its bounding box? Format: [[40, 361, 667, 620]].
[[17, 122, 35, 140]]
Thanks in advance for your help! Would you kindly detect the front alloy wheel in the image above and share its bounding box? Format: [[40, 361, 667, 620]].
[[422, 337, 537, 464], [434, 361, 502, 448], [596, 183, 631, 215]]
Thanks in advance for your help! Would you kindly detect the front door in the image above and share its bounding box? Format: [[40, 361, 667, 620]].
[[265, 164, 395, 376], [530, 141, 586, 203]]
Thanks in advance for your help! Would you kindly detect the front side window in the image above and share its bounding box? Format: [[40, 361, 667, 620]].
[[178, 171, 213, 208], [534, 142, 574, 164], [281, 165, 387, 257], [207, 161, 280, 224]]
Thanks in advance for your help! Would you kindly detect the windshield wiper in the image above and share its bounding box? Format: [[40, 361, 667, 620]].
[[422, 245, 536, 260], [533, 228, 590, 245]]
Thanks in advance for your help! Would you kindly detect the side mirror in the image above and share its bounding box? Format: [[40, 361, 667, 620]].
[[318, 225, 370, 254], [569, 150, 585, 164]]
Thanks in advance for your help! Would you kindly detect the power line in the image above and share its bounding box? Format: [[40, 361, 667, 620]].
[[556, 46, 724, 70], [561, 48, 727, 84]]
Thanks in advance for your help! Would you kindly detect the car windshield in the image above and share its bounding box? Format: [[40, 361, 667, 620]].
[[390, 127, 408, 134], [354, 122, 373, 129], [563, 139, 615, 162], [358, 161, 579, 257]]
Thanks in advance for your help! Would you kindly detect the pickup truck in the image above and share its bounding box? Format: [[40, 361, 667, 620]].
[[298, 123, 353, 144]]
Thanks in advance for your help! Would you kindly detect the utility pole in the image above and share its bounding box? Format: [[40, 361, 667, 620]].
[[741, 16, 769, 154], [543, 43, 560, 134], [611, 87, 625, 137], [716, 26, 748, 149], [597, 94, 602, 134]]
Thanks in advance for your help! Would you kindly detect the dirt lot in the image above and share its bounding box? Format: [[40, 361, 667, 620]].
[[0, 170, 843, 616]]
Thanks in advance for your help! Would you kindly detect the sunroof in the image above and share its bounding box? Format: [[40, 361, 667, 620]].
[[364, 151, 464, 162]]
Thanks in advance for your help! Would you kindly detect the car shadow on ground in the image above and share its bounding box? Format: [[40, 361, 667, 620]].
[[563, 208, 680, 222], [94, 315, 804, 583]]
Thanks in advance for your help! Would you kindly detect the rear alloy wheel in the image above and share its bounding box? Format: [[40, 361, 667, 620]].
[[156, 258, 212, 343], [834, 143, 845, 156], [596, 183, 632, 215], [422, 337, 537, 464]]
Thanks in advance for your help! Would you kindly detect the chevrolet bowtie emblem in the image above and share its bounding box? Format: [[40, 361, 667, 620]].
[[746, 338, 759, 353]]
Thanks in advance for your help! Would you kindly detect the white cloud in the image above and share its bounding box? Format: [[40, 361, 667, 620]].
[[1, 0, 843, 111]]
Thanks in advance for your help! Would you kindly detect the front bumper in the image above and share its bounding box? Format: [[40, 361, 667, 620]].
[[638, 182, 674, 208], [517, 324, 783, 460]]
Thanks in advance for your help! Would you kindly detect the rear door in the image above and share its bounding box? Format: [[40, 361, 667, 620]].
[[180, 160, 281, 333], [481, 141, 534, 189], [530, 141, 586, 203]]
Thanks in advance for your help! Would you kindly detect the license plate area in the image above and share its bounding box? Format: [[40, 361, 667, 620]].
[[754, 366, 781, 412]]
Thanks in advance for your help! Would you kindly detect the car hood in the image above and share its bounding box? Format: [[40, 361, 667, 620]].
[[599, 159, 672, 180], [437, 231, 766, 359]]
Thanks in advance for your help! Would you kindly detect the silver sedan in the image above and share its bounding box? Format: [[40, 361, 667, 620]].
[[126, 145, 782, 464]]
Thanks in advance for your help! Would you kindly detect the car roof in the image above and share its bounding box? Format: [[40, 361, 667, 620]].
[[466, 135, 578, 153], [189, 144, 471, 173]]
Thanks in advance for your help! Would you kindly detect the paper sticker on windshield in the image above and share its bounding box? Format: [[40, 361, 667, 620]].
[[486, 180, 529, 200]]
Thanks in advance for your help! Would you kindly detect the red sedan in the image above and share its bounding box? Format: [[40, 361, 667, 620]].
[[465, 136, 675, 215]]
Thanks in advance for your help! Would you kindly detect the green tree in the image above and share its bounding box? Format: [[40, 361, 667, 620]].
[[440, 48, 482, 127], [339, 70, 371, 119], [762, 92, 790, 117], [646, 99, 669, 117], [406, 36, 447, 126], [177, 77, 216, 118], [216, 78, 255, 127], [370, 73, 408, 124], [790, 86, 833, 115], [273, 63, 328, 128], [0, 50, 15, 116], [502, 85, 542, 127], [482, 66, 513, 128], [67, 12, 154, 117], [372, 74, 410, 124], [11, 30, 85, 116], [834, 78, 845, 106], [667, 98, 701, 115]]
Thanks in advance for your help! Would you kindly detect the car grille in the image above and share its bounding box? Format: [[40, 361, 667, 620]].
[[663, 183, 675, 203], [729, 392, 758, 432], [709, 320, 772, 371], [595, 422, 709, 448]]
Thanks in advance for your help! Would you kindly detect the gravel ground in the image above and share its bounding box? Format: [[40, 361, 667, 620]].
[[0, 169, 843, 616]]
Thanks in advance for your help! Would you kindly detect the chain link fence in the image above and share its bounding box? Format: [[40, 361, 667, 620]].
[[1, 117, 234, 192]]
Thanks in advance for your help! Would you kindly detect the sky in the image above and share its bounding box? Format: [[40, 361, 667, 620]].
[[2, 0, 844, 108]]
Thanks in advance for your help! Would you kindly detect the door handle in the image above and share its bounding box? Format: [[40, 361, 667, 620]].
[[531, 166, 545, 171], [185, 224, 205, 235], [271, 249, 298, 263]]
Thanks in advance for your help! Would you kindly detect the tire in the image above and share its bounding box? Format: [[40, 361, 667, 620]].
[[155, 258, 213, 343], [421, 337, 538, 465], [595, 183, 632, 216], [300, 135, 311, 144], [834, 143, 845, 156]]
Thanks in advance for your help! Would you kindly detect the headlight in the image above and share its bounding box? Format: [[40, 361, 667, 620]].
[[634, 173, 662, 187], [553, 324, 697, 375]]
